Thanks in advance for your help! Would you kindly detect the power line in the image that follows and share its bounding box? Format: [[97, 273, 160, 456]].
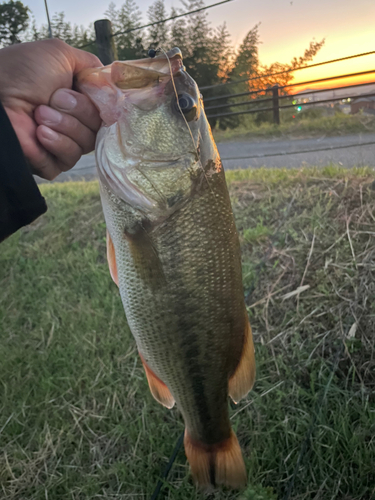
[[200, 50, 375, 91], [204, 79, 375, 112], [75, 0, 234, 50], [221, 141, 375, 162], [112, 0, 234, 38], [76, 40, 96, 50], [203, 69, 375, 103], [206, 91, 375, 119], [63, 140, 375, 178]]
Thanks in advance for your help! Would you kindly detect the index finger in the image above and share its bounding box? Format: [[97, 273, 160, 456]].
[[49, 89, 102, 132]]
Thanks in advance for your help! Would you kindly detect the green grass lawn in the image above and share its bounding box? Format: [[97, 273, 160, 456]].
[[1, 167, 374, 500]]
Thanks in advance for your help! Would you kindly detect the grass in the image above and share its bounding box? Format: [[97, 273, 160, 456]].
[[213, 112, 375, 142], [1, 166, 375, 499]]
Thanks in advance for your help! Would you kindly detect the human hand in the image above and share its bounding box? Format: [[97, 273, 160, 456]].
[[0, 39, 102, 180]]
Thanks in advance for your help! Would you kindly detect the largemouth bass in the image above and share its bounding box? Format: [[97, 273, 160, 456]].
[[77, 48, 256, 489]]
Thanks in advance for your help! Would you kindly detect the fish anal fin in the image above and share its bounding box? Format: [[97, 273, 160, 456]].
[[184, 430, 247, 490], [139, 353, 175, 409], [228, 320, 256, 404], [106, 231, 118, 287]]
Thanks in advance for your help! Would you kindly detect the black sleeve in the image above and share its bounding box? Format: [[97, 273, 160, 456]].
[[0, 102, 47, 242]]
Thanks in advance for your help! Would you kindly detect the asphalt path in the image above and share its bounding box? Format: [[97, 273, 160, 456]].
[[36, 133, 375, 183]]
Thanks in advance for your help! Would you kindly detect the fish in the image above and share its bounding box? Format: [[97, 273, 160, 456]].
[[76, 47, 256, 490]]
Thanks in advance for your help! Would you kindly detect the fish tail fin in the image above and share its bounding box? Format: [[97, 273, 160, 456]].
[[184, 429, 247, 490]]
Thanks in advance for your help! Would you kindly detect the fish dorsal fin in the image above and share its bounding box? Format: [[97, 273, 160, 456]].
[[139, 353, 175, 409], [106, 231, 118, 287], [228, 320, 256, 404]]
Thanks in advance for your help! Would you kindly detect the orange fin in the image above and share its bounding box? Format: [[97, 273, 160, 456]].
[[184, 430, 247, 490], [139, 354, 175, 409], [106, 230, 118, 287], [228, 320, 256, 404]]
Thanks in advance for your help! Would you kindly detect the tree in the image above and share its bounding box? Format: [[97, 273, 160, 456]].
[[206, 24, 237, 130], [105, 0, 144, 60], [13, 0, 326, 130], [29, 16, 40, 41], [49, 12, 73, 44], [230, 24, 260, 82], [71, 24, 98, 56], [169, 6, 189, 55], [147, 0, 168, 50], [211, 23, 234, 82], [104, 1, 118, 28], [182, 0, 218, 85], [0, 0, 29, 46], [21, 14, 40, 42], [253, 39, 326, 93]]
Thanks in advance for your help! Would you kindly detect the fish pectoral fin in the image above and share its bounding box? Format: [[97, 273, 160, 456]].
[[106, 231, 118, 287], [228, 320, 256, 404], [124, 221, 166, 288], [184, 429, 247, 490], [139, 353, 175, 409]]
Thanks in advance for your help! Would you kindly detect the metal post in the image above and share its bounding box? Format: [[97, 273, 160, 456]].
[[94, 20, 118, 65], [272, 84, 280, 125]]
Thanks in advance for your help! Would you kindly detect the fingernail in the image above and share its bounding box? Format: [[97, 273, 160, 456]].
[[39, 126, 59, 141], [53, 89, 77, 111], [39, 106, 62, 126]]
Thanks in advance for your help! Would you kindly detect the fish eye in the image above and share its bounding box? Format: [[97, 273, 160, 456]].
[[175, 93, 197, 120], [178, 94, 194, 112]]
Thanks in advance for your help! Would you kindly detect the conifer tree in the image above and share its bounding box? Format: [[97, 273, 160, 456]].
[[169, 6, 188, 55], [50, 12, 73, 45], [105, 0, 144, 59], [147, 0, 168, 50], [230, 24, 260, 82]]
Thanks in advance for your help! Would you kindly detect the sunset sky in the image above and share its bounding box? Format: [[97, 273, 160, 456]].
[[26, 0, 375, 90]]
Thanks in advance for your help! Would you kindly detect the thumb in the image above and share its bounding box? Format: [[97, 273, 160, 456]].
[[67, 45, 103, 76]]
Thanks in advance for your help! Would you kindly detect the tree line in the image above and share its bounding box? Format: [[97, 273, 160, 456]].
[[0, 0, 324, 128]]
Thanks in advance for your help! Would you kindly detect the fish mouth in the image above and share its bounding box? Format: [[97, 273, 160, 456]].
[[77, 47, 184, 91], [75, 47, 186, 125], [111, 48, 184, 90]]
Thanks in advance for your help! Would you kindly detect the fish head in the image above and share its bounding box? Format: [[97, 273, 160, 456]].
[[76, 48, 220, 217]]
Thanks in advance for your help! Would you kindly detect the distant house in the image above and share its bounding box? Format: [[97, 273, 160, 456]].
[[294, 84, 375, 112], [351, 96, 375, 114], [294, 88, 341, 108]]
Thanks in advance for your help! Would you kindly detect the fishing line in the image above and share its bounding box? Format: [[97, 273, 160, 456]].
[[150, 430, 185, 500], [159, 47, 198, 153], [158, 48, 214, 194]]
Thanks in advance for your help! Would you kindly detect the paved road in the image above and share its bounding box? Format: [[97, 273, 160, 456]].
[[38, 133, 375, 183]]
